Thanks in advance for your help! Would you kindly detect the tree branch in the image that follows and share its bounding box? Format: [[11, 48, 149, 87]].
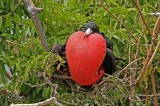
[[115, 57, 143, 76], [132, 0, 153, 37], [51, 74, 72, 80], [151, 69, 158, 105], [42, 72, 58, 95], [130, 37, 140, 106], [23, 0, 49, 51], [10, 97, 62, 106], [148, 12, 160, 16], [20, 81, 47, 88]]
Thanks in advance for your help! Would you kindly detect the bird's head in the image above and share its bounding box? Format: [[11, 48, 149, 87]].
[[84, 22, 99, 38]]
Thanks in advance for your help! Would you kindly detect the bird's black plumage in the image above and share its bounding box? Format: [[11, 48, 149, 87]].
[[52, 22, 115, 75], [84, 22, 115, 75]]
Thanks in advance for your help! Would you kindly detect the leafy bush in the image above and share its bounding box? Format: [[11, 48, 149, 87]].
[[0, 0, 160, 105]]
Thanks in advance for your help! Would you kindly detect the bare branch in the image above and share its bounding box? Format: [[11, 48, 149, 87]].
[[20, 81, 47, 88], [144, 83, 148, 105], [146, 40, 160, 69], [148, 12, 160, 16], [10, 97, 62, 106], [153, 16, 160, 37], [129, 37, 140, 106], [42, 72, 58, 95], [23, 0, 49, 51], [132, 0, 153, 36], [115, 57, 143, 76], [151, 68, 158, 105], [51, 75, 72, 80]]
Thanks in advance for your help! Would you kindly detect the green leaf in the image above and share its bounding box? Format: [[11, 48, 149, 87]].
[[36, 88, 41, 94], [0, 16, 2, 28], [10, 0, 14, 11], [107, 0, 119, 7], [24, 63, 30, 78], [5, 14, 12, 28], [32, 89, 37, 98], [42, 87, 51, 99], [14, 14, 20, 23], [42, 54, 50, 65], [113, 44, 120, 57]]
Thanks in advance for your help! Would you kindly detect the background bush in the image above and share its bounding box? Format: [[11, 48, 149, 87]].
[[0, 0, 160, 105]]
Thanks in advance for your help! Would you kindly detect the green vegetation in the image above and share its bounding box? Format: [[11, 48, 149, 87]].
[[0, 0, 160, 105]]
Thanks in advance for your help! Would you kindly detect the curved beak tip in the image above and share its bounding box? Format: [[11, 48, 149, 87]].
[[84, 28, 92, 38]]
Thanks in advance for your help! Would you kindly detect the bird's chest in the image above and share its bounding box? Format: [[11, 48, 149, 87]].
[[66, 31, 106, 86]]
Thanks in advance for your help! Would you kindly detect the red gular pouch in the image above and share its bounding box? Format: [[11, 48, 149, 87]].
[[66, 31, 106, 86]]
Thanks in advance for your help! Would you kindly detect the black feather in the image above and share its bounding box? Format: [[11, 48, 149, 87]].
[[102, 48, 115, 74]]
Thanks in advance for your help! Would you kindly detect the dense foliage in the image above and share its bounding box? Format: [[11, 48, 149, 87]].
[[0, 0, 160, 105]]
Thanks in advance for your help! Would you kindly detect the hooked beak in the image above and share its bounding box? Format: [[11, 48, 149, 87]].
[[84, 28, 93, 38]]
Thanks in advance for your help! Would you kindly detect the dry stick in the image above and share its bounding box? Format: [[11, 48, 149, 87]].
[[149, 12, 160, 17], [129, 97, 146, 102], [151, 68, 158, 105], [57, 99, 77, 106], [10, 97, 62, 106], [137, 94, 160, 97], [145, 83, 148, 106], [20, 81, 47, 88], [23, 0, 49, 51], [146, 40, 160, 70], [42, 72, 58, 95], [130, 38, 140, 106], [136, 17, 160, 85], [51, 74, 72, 80], [99, 0, 137, 42], [139, 12, 149, 48], [116, 57, 143, 76], [132, 0, 153, 37]]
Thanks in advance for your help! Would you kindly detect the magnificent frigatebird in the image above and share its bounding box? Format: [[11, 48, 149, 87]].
[[65, 22, 116, 85], [83, 22, 115, 75], [52, 22, 116, 85]]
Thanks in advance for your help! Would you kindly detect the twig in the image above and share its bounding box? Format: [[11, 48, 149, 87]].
[[10, 97, 62, 106], [19, 81, 47, 88], [136, 94, 160, 97], [146, 40, 160, 70], [148, 12, 160, 16], [132, 0, 153, 36], [42, 72, 58, 95], [151, 68, 158, 105], [116, 57, 143, 76], [145, 83, 148, 106], [57, 99, 78, 106], [153, 17, 160, 38], [51, 75, 72, 80], [131, 14, 139, 33], [23, 0, 49, 51], [99, 0, 137, 42], [130, 37, 140, 106], [129, 97, 146, 102]]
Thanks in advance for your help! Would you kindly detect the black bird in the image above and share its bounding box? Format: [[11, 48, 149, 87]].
[[83, 21, 115, 75], [52, 22, 115, 75]]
